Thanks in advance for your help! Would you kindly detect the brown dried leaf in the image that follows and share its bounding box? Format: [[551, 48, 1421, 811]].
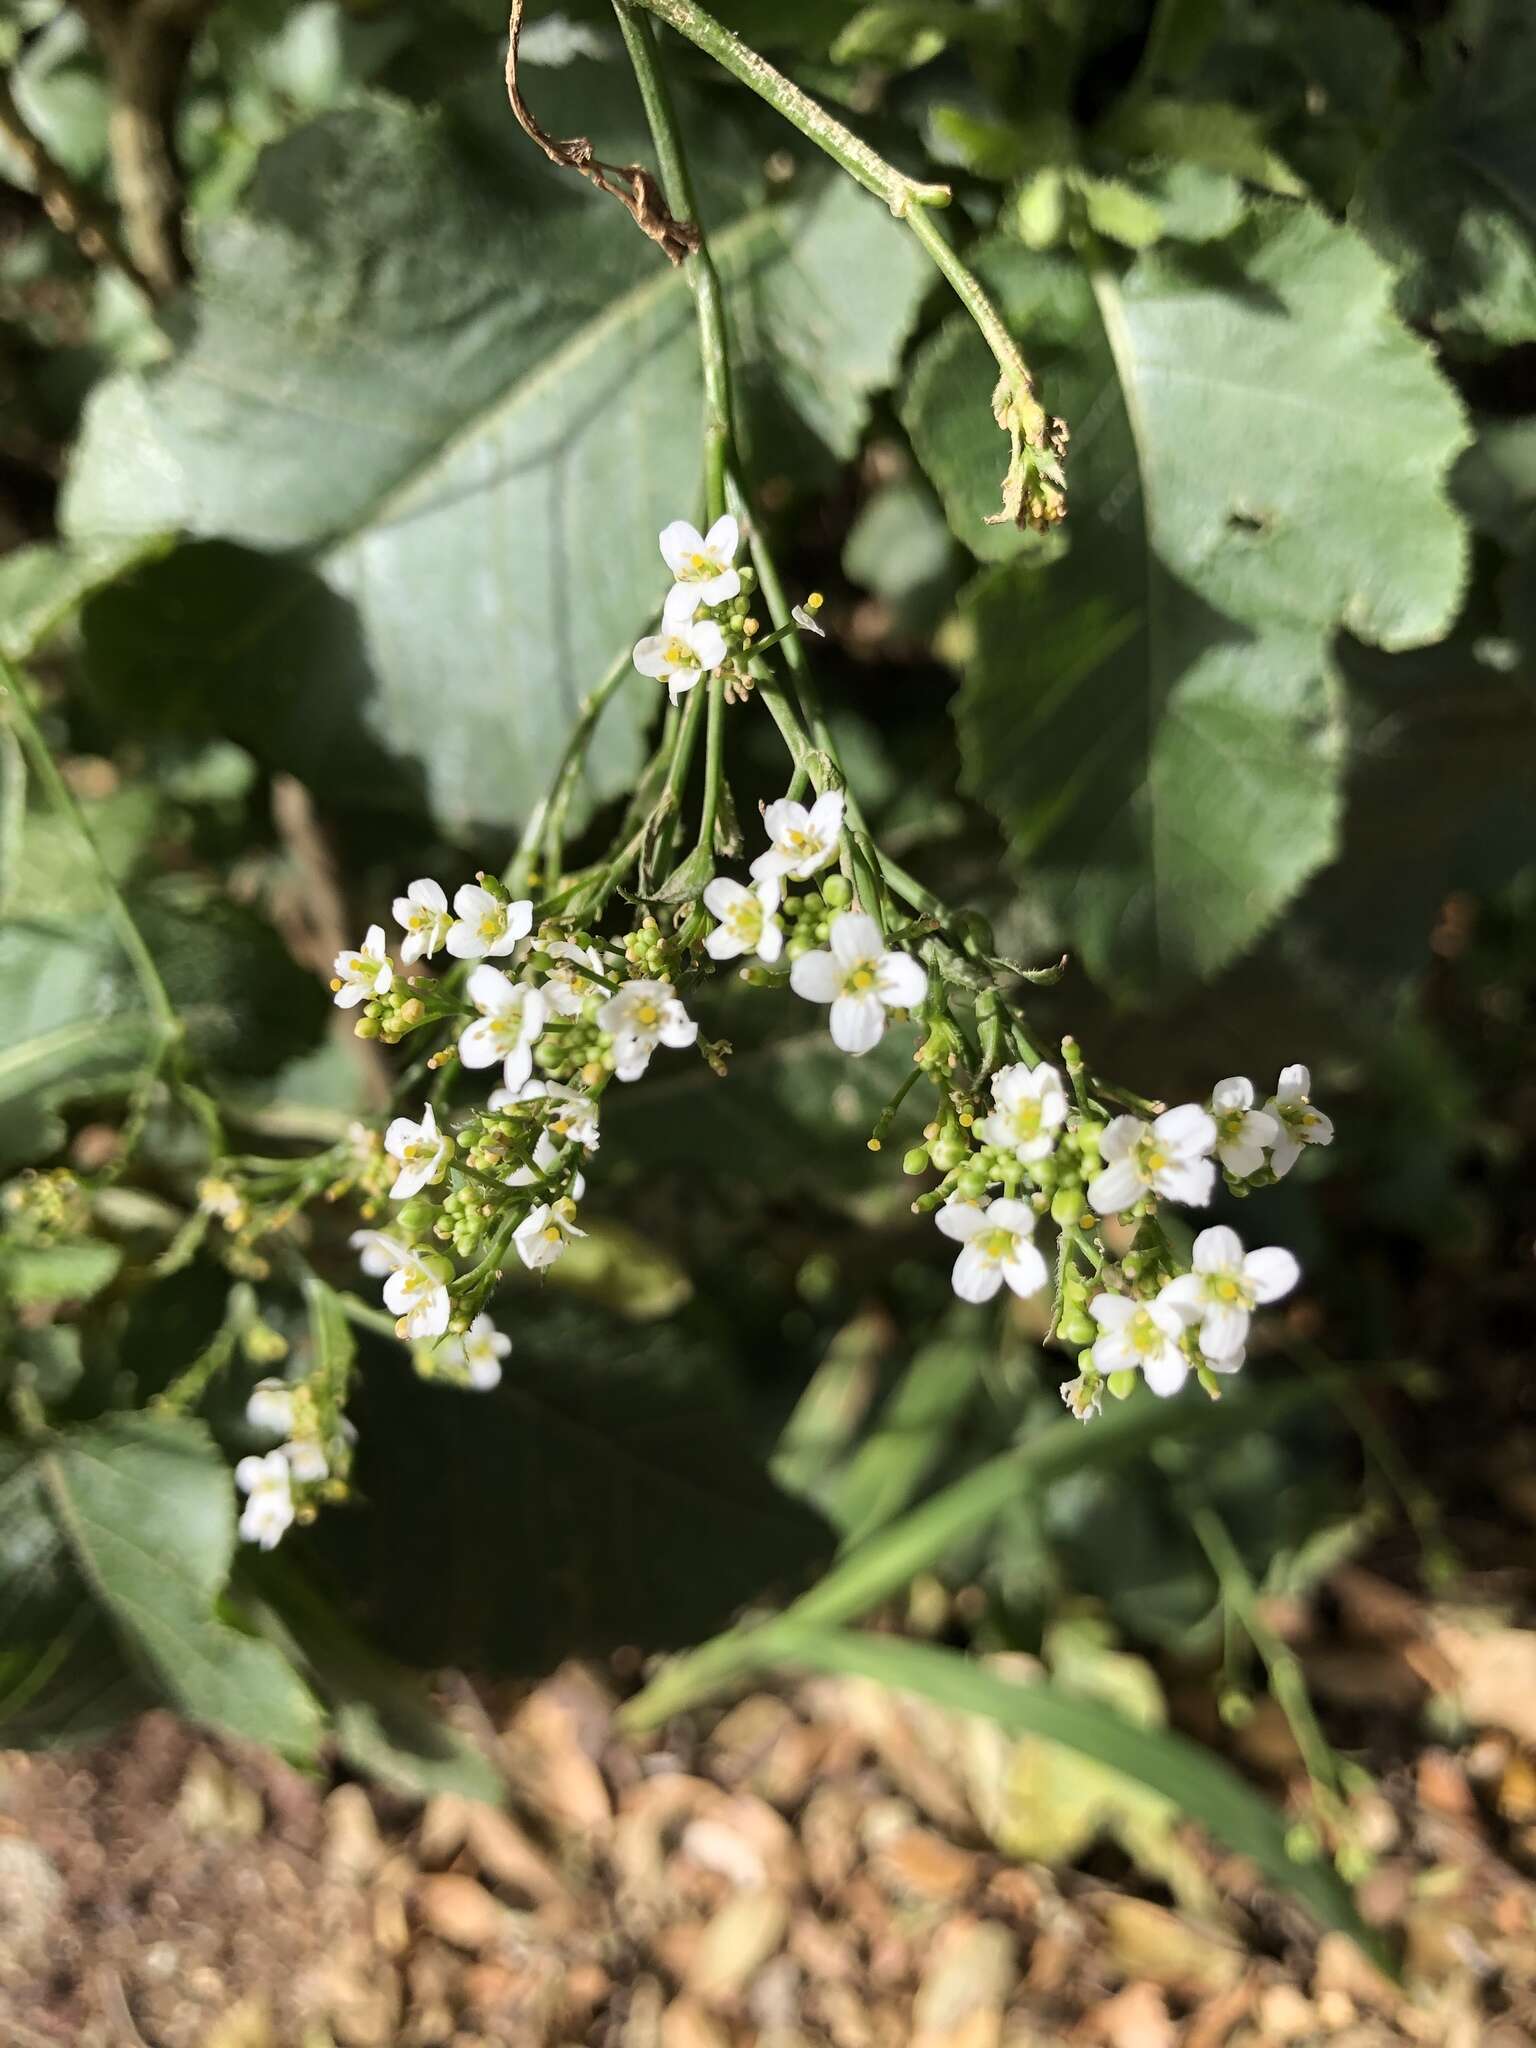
[[686, 1888, 791, 2006]]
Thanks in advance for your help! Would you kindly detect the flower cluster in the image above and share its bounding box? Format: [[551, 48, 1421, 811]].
[[236, 1375, 356, 1548]]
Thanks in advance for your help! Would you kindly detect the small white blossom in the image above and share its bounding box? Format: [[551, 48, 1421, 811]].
[[282, 1438, 329, 1483], [1160, 1224, 1299, 1361], [460, 965, 547, 1093], [245, 1378, 295, 1437], [976, 1061, 1068, 1166], [391, 877, 451, 964], [438, 1311, 512, 1391], [1087, 1104, 1216, 1215], [789, 911, 926, 1056], [349, 1228, 412, 1278], [492, 1078, 601, 1151], [750, 791, 845, 883], [382, 1247, 452, 1339], [935, 1197, 1048, 1304], [632, 617, 728, 704], [445, 884, 534, 963], [1266, 1063, 1334, 1178], [1060, 1371, 1104, 1423], [703, 875, 783, 964], [507, 1130, 586, 1203], [659, 513, 742, 624], [791, 603, 825, 639], [538, 939, 608, 1019], [597, 978, 697, 1081], [235, 1450, 293, 1549], [514, 1201, 585, 1271], [1089, 1293, 1191, 1397], [332, 925, 392, 1009], [383, 1103, 452, 1200], [1209, 1076, 1280, 1178]]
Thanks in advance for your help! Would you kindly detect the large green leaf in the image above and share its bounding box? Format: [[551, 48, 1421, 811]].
[[0, 1414, 323, 1759], [1353, 0, 1536, 347], [64, 83, 929, 832], [904, 209, 1468, 992], [773, 1626, 1377, 1955]]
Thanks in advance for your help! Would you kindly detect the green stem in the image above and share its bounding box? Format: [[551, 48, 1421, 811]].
[[904, 204, 1047, 442], [695, 673, 726, 854], [507, 647, 635, 894], [1, 657, 178, 1041]]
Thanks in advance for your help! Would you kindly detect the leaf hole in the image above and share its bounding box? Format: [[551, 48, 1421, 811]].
[[1227, 506, 1272, 539]]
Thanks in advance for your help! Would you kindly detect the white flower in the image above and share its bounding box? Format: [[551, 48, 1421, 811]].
[[493, 1078, 601, 1151], [460, 965, 547, 1093], [703, 875, 783, 964], [935, 1197, 1048, 1304], [632, 617, 728, 704], [538, 939, 608, 1019], [514, 1201, 585, 1271], [1209, 1076, 1280, 1179], [445, 884, 534, 962], [659, 513, 741, 624], [451, 1312, 512, 1391], [976, 1061, 1068, 1166], [597, 978, 697, 1081], [750, 791, 844, 883], [235, 1450, 294, 1549], [1060, 1371, 1104, 1423], [282, 1438, 329, 1483], [332, 924, 392, 1009], [1266, 1064, 1334, 1178], [349, 1228, 412, 1279], [383, 1103, 452, 1200], [382, 1247, 452, 1339], [1086, 1104, 1216, 1215], [791, 603, 825, 639], [1088, 1294, 1191, 1397], [391, 878, 451, 965], [789, 911, 926, 1056], [245, 1378, 295, 1437], [1160, 1224, 1300, 1361], [507, 1130, 586, 1203]]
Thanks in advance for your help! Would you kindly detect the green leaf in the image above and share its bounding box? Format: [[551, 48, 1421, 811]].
[[64, 89, 930, 833], [1354, 0, 1536, 346], [26, 1414, 324, 1759], [1101, 98, 1303, 197], [2, 1241, 122, 1309], [772, 1626, 1377, 1954], [0, 538, 168, 663], [905, 211, 1469, 991]]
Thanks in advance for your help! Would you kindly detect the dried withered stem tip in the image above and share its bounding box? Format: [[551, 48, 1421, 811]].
[[986, 376, 1070, 534], [506, 0, 702, 265]]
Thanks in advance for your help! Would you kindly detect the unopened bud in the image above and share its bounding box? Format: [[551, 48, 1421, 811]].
[[822, 874, 852, 909], [902, 1144, 930, 1176]]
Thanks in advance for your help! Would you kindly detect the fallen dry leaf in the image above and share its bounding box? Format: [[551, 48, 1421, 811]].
[[1428, 1624, 1536, 1748]]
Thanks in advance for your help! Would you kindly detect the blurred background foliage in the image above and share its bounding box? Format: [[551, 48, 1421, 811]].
[[0, 0, 1533, 1851]]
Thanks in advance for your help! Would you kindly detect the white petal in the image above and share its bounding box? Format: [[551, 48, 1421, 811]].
[[703, 512, 739, 561], [875, 950, 926, 1009], [662, 583, 699, 626], [952, 1243, 1003, 1303], [807, 790, 846, 841], [703, 877, 749, 919], [467, 963, 515, 1015], [658, 1006, 698, 1049], [459, 1018, 501, 1069], [1156, 1157, 1215, 1207], [1276, 1063, 1310, 1101], [633, 634, 671, 678], [383, 1116, 420, 1159], [410, 878, 447, 913], [690, 619, 727, 668], [658, 519, 705, 574], [987, 1199, 1036, 1236], [829, 912, 881, 968], [454, 884, 494, 920], [699, 568, 741, 608], [1098, 1115, 1143, 1162], [1088, 1293, 1136, 1331], [1244, 1246, 1300, 1303], [1199, 1304, 1250, 1359], [704, 926, 743, 961], [1002, 1243, 1049, 1297], [1142, 1347, 1190, 1398], [1301, 1108, 1334, 1146], [500, 1043, 534, 1092], [755, 919, 784, 965], [1154, 1102, 1217, 1157], [1269, 1134, 1302, 1178], [1086, 1157, 1144, 1215], [1158, 1274, 1205, 1322], [1192, 1225, 1243, 1275], [789, 950, 841, 1004], [1210, 1075, 1253, 1112], [829, 991, 886, 1055], [762, 798, 810, 843], [445, 923, 487, 960], [935, 1200, 987, 1243]]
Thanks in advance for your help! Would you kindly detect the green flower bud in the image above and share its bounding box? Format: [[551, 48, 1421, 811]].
[[1107, 1368, 1137, 1401], [1059, 1310, 1095, 1348], [1050, 1186, 1085, 1227], [822, 874, 852, 909], [929, 1134, 968, 1173], [902, 1144, 931, 1176]]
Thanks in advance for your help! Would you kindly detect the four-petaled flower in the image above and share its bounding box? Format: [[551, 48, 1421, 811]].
[[493, 1078, 601, 1151], [440, 1311, 512, 1391], [1266, 1064, 1334, 1178], [332, 925, 392, 1009], [514, 1201, 585, 1271], [935, 1197, 1049, 1303], [1209, 1076, 1279, 1179], [789, 911, 926, 1055], [507, 1130, 586, 1203], [1161, 1224, 1299, 1360], [703, 875, 783, 964], [245, 1378, 294, 1437], [384, 1103, 452, 1200], [1088, 1293, 1191, 1397], [382, 1246, 452, 1339], [1087, 1104, 1216, 1215], [750, 791, 844, 883], [460, 965, 547, 1093], [235, 1450, 294, 1549], [392, 878, 451, 964], [538, 939, 608, 1019], [597, 979, 698, 1082], [349, 1229, 412, 1278], [659, 513, 741, 624], [446, 884, 534, 962], [976, 1060, 1068, 1166], [632, 617, 728, 704]]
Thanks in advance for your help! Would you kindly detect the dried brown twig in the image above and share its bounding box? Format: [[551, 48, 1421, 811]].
[[0, 67, 147, 292], [505, 0, 700, 265]]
